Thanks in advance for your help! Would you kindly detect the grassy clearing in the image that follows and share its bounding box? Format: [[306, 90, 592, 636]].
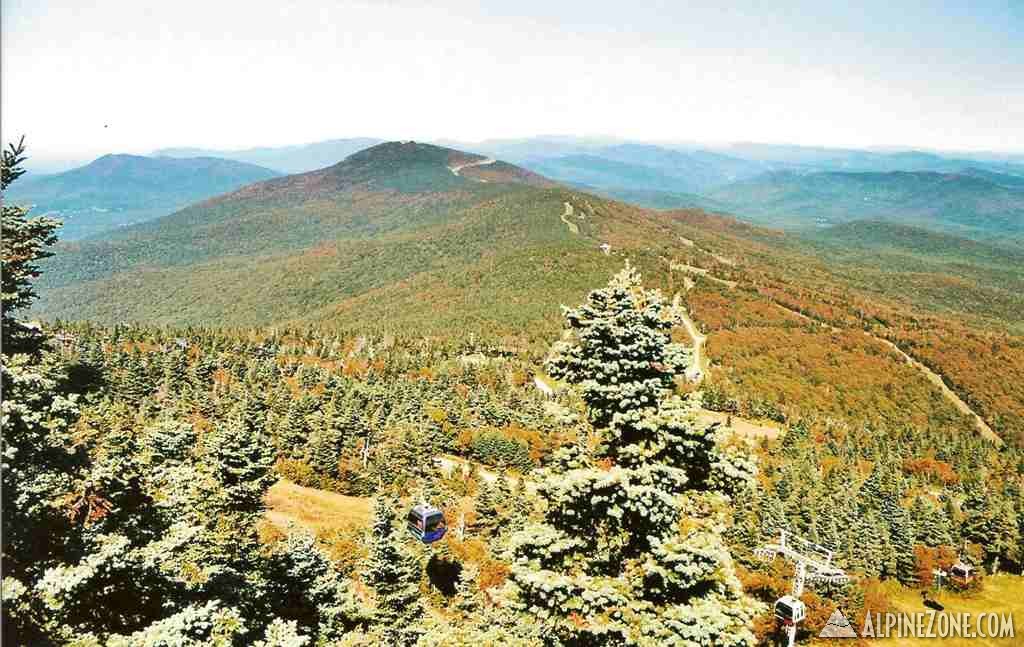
[[857, 576, 1024, 646], [264, 479, 372, 534], [695, 409, 781, 441]]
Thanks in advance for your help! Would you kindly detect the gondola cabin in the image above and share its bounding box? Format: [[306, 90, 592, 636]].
[[774, 595, 806, 625], [950, 561, 975, 584], [407, 504, 447, 544]]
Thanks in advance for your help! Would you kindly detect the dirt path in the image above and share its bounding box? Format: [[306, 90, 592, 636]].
[[678, 308, 707, 382], [436, 454, 535, 492], [449, 157, 496, 177], [669, 275, 785, 440], [670, 262, 737, 289]]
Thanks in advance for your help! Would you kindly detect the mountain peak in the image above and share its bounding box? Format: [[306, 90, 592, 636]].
[[220, 141, 555, 202], [342, 140, 504, 176]]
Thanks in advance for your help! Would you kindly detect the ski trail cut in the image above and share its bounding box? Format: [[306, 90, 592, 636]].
[[449, 157, 496, 177], [561, 202, 580, 234]]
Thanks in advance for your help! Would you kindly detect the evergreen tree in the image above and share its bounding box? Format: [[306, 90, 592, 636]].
[[910, 496, 953, 548], [1, 136, 60, 356], [454, 562, 482, 618], [208, 416, 275, 514], [504, 265, 760, 646], [364, 496, 424, 645], [119, 350, 155, 406], [889, 507, 918, 583], [1, 138, 86, 643], [984, 498, 1021, 573], [475, 481, 500, 534], [759, 492, 788, 544], [265, 531, 369, 641], [961, 487, 992, 550]]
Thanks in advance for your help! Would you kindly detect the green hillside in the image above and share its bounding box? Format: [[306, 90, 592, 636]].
[[704, 170, 1024, 245], [588, 186, 730, 212], [34, 142, 627, 333], [5, 154, 280, 240]]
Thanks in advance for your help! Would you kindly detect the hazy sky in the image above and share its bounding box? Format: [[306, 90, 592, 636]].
[[3, 0, 1022, 166]]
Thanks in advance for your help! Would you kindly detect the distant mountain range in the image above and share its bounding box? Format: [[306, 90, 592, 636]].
[[474, 141, 1024, 246], [5, 154, 280, 240], [521, 144, 770, 195], [703, 169, 1024, 245], [153, 138, 383, 174], [14, 136, 1024, 247]]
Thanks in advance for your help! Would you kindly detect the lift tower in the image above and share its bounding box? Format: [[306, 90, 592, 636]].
[[755, 529, 850, 647]]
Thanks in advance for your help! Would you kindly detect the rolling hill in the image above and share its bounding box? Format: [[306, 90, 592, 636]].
[[711, 142, 1024, 174], [4, 154, 280, 240], [800, 220, 1024, 323], [29, 141, 1024, 443], [34, 141, 601, 332], [704, 169, 1024, 245]]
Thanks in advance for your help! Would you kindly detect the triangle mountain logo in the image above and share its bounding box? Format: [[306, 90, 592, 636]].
[[818, 608, 858, 638]]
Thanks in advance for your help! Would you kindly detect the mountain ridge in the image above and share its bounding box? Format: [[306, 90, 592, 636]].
[[153, 137, 384, 174], [4, 154, 280, 240]]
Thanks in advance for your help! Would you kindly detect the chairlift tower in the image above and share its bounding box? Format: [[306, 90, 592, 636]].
[[755, 529, 850, 647]]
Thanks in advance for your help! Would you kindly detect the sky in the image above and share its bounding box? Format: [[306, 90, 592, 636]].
[[2, 0, 1022, 168]]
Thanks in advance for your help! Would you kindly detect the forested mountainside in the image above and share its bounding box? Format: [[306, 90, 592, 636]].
[[31, 141, 1024, 446], [4, 154, 280, 240], [5, 252, 1022, 643]]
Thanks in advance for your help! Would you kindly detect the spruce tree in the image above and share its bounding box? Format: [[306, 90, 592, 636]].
[[1, 137, 60, 356], [475, 481, 500, 534], [961, 487, 992, 550], [889, 507, 917, 583], [503, 264, 760, 646], [911, 496, 953, 548], [365, 496, 424, 645]]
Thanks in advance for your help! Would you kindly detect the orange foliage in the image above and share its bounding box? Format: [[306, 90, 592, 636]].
[[477, 559, 511, 593], [211, 367, 233, 389], [64, 489, 113, 526], [446, 537, 489, 563], [913, 545, 958, 587], [902, 457, 959, 485], [342, 358, 369, 377]]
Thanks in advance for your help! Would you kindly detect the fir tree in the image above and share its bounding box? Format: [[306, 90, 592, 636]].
[[474, 481, 500, 534], [1, 137, 60, 356], [911, 496, 953, 548], [503, 264, 760, 646], [365, 496, 424, 645], [889, 507, 918, 583]]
